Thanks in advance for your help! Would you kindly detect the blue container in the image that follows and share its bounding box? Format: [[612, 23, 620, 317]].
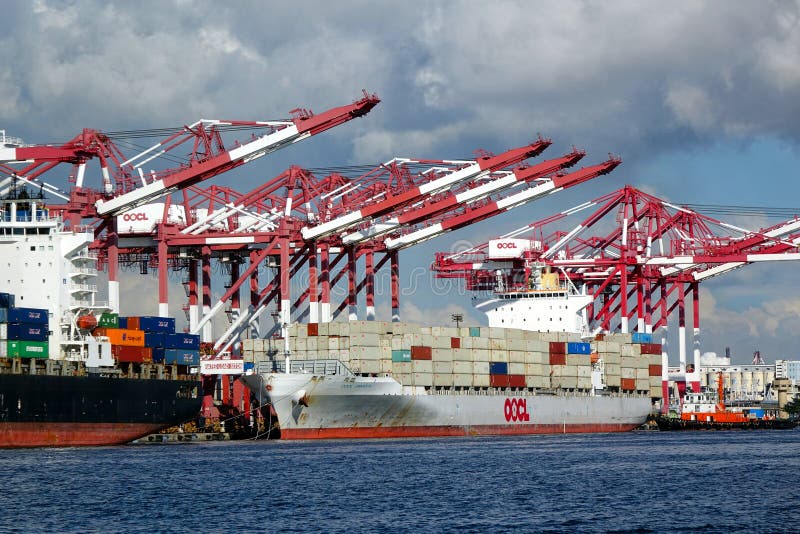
[[118, 316, 128, 329], [4, 322, 49, 341], [6, 307, 49, 325], [489, 362, 508, 375], [749, 409, 765, 419], [144, 332, 166, 348], [567, 342, 591, 355], [137, 316, 176, 334], [243, 362, 255, 371], [469, 327, 481, 337], [0, 292, 15, 309], [164, 348, 200, 365], [152, 347, 166, 364], [631, 332, 653, 344], [165, 333, 200, 350]]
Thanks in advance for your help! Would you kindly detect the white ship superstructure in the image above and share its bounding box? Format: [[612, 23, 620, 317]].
[[0, 184, 111, 363]]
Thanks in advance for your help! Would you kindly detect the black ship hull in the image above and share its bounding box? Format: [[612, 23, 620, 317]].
[[0, 373, 202, 447], [655, 415, 798, 431]]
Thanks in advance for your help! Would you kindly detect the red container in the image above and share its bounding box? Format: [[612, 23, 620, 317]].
[[549, 353, 566, 366], [549, 341, 566, 355], [594, 333, 605, 341], [307, 323, 319, 336], [641, 343, 662, 355], [649, 364, 662, 377], [450, 337, 460, 349], [410, 346, 432, 360], [490, 374, 510, 387], [508, 374, 526, 388], [620, 378, 636, 391], [112, 345, 153, 363]]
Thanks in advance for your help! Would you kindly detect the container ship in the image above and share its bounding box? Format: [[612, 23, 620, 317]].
[[240, 271, 658, 439], [0, 186, 202, 448]]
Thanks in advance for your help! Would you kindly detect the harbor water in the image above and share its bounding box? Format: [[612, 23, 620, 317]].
[[1, 431, 799, 533]]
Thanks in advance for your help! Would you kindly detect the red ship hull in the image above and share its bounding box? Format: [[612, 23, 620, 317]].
[[0, 422, 170, 448]]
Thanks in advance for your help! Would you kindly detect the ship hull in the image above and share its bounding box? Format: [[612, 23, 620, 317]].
[[655, 416, 798, 431], [242, 373, 651, 440], [0, 373, 202, 448]]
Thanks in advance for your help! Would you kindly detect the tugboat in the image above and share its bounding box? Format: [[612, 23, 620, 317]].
[[656, 373, 797, 431]]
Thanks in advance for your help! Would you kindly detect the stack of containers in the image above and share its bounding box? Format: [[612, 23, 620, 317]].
[[94, 315, 200, 365], [0, 292, 49, 359]]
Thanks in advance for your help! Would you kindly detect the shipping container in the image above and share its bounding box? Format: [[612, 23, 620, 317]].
[[2, 340, 48, 358], [0, 292, 15, 308], [164, 348, 201, 365], [100, 328, 145, 347], [144, 332, 166, 348], [410, 345, 432, 360], [489, 362, 508, 375], [489, 374, 510, 387], [165, 333, 200, 350], [631, 332, 653, 344], [620, 378, 636, 391], [134, 316, 176, 333], [98, 312, 119, 328], [549, 353, 566, 366], [1, 307, 49, 325], [0, 322, 49, 341], [549, 341, 566, 355], [469, 326, 481, 337], [567, 342, 591, 355], [391, 349, 411, 362], [118, 316, 128, 329], [640, 343, 662, 355], [152, 347, 165, 364], [112, 345, 153, 363], [648, 364, 662, 377], [508, 374, 526, 388], [450, 337, 460, 349], [307, 323, 319, 336]]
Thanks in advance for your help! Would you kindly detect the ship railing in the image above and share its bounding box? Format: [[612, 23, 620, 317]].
[[261, 359, 353, 376], [70, 267, 98, 276], [70, 283, 98, 293]]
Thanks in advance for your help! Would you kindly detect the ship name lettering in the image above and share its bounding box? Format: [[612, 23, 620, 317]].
[[504, 398, 530, 422]]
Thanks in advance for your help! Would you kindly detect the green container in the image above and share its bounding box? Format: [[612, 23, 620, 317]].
[[469, 327, 481, 337], [6, 340, 49, 359], [98, 312, 119, 328], [391, 349, 411, 362]]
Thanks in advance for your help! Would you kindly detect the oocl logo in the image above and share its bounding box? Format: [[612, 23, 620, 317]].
[[504, 398, 530, 422], [496, 242, 517, 249], [122, 213, 148, 222]]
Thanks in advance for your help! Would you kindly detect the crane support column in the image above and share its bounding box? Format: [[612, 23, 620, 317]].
[[308, 245, 319, 324], [280, 237, 290, 328], [189, 259, 199, 333], [348, 246, 357, 321], [249, 250, 260, 338], [691, 282, 701, 392], [158, 239, 169, 317], [108, 227, 120, 314], [230, 261, 241, 357], [202, 248, 212, 343], [320, 245, 331, 323], [678, 281, 687, 378], [365, 250, 375, 321], [660, 279, 670, 413], [391, 250, 400, 322], [619, 268, 629, 334]]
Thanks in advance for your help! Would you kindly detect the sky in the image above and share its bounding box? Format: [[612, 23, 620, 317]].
[[3, 0, 800, 363]]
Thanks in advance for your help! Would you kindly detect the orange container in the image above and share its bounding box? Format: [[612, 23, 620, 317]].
[[103, 328, 145, 347], [126, 317, 141, 330], [649, 364, 662, 377], [590, 352, 600, 364], [621, 378, 636, 391], [112, 345, 153, 363]]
